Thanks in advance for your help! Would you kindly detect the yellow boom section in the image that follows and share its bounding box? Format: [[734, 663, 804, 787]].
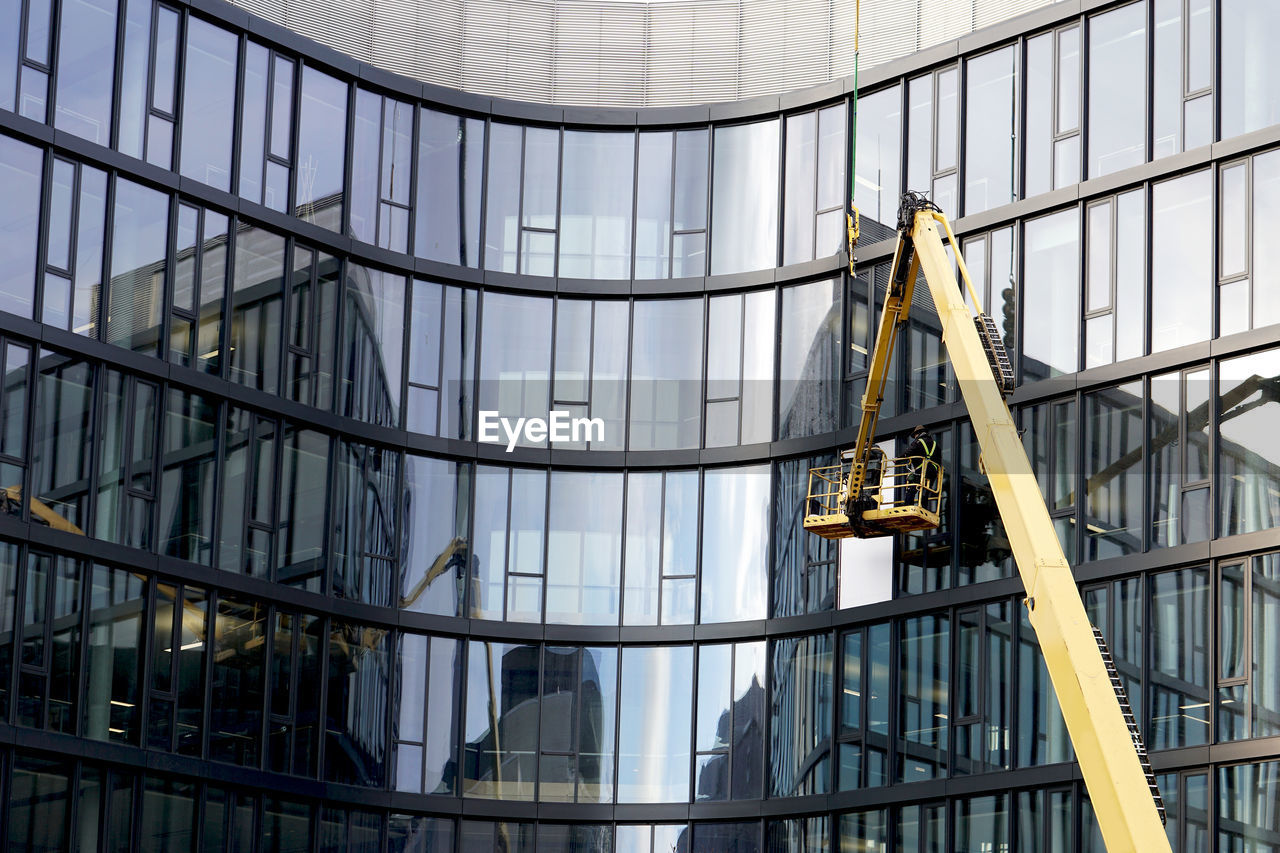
[[905, 209, 1171, 852]]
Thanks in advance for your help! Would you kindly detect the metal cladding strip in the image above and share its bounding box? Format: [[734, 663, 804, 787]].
[[911, 212, 1172, 853], [225, 0, 1058, 107]]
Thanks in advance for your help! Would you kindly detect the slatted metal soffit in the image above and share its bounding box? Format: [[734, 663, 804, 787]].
[[228, 0, 1057, 107]]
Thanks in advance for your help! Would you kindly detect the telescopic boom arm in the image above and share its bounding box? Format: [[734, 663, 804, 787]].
[[811, 196, 1172, 852]]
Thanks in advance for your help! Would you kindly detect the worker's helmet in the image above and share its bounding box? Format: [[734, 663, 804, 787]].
[[911, 424, 927, 437]]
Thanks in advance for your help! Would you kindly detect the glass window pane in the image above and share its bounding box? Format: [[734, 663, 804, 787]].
[[325, 621, 387, 785], [108, 178, 168, 355], [546, 471, 623, 625], [1152, 0, 1182, 159], [783, 112, 816, 266], [1151, 170, 1211, 352], [673, 128, 709, 234], [559, 131, 634, 279], [711, 119, 780, 275], [1218, 347, 1280, 537], [1221, 1, 1280, 140], [295, 67, 347, 231], [1252, 151, 1280, 329], [1024, 34, 1051, 198], [464, 641, 539, 800], [485, 123, 521, 273], [1084, 382, 1143, 560], [700, 465, 770, 623], [770, 633, 832, 796], [341, 265, 406, 428], [629, 299, 703, 450], [349, 89, 381, 245], [179, 19, 238, 191], [1150, 567, 1211, 748], [52, 0, 116, 144], [0, 134, 43, 319], [964, 47, 1016, 215], [1022, 208, 1079, 381], [159, 389, 218, 563], [779, 278, 840, 439], [401, 456, 468, 617], [1114, 190, 1146, 362], [635, 131, 673, 279], [230, 224, 286, 395], [935, 67, 958, 173], [617, 645, 692, 803], [416, 109, 483, 267], [478, 291, 551, 442], [1088, 3, 1146, 177], [32, 352, 93, 530]]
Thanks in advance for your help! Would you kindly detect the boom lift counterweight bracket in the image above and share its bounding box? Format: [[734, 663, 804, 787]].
[[805, 194, 1172, 853]]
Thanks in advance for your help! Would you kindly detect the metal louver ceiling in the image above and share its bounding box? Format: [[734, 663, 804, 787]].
[[227, 0, 1060, 107]]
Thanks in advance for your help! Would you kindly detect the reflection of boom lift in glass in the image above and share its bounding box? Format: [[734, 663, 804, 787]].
[[806, 193, 1171, 852]]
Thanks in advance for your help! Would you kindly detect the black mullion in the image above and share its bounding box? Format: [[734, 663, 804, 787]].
[[232, 35, 250, 202], [286, 58, 302, 220], [108, 0, 128, 152]]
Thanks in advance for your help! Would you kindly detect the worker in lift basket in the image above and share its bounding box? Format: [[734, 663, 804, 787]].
[[904, 424, 937, 508]]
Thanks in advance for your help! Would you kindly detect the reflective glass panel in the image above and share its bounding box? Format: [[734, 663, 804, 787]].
[[546, 471, 622, 625], [295, 67, 346, 231], [560, 131, 634, 279], [711, 119, 780, 275], [464, 641, 539, 800], [0, 134, 43, 319], [52, 0, 115, 144], [635, 131, 673, 279], [617, 645, 693, 802], [964, 46, 1016, 215], [478, 291, 551, 443], [700, 465, 770, 623], [179, 18, 237, 191], [1221, 1, 1280, 140], [1088, 3, 1146, 177], [230, 224, 286, 394], [770, 633, 832, 796], [1022, 208, 1079, 380], [341, 264, 405, 428], [1150, 567, 1211, 748], [855, 86, 901, 240], [1151, 170, 1211, 352], [108, 178, 168, 355], [325, 621, 387, 786], [416, 109, 483, 266], [629, 298, 702, 450], [779, 278, 840, 439], [1218, 347, 1280, 537], [1084, 382, 1143, 560]]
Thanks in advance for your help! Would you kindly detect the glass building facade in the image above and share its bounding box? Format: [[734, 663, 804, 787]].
[[0, 0, 1277, 851]]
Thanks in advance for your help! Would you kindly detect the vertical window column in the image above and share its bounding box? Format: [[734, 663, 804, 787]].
[[350, 88, 412, 252], [239, 44, 295, 213], [117, 1, 179, 168], [1024, 25, 1080, 196], [782, 103, 846, 265], [1153, 0, 1213, 157], [906, 67, 958, 213], [169, 204, 228, 375]]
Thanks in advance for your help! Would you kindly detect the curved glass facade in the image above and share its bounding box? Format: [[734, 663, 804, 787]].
[[0, 0, 1278, 851]]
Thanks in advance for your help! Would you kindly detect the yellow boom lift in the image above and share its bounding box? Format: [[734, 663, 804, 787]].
[[806, 193, 1171, 852]]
